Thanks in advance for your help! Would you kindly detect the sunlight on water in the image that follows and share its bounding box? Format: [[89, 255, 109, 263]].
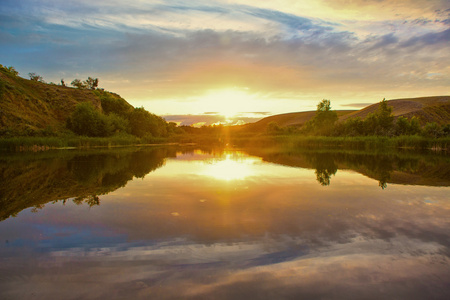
[[0, 147, 449, 300], [200, 152, 260, 181]]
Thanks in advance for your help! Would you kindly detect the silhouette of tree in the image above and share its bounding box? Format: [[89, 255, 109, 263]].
[[71, 78, 86, 89], [28, 72, 44, 82], [84, 77, 99, 90]]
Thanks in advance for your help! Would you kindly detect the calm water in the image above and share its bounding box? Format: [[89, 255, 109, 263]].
[[0, 146, 449, 299]]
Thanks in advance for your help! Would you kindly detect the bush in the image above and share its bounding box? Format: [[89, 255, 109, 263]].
[[395, 116, 421, 136], [0, 65, 19, 76], [129, 107, 168, 138], [94, 90, 133, 118], [107, 113, 130, 134], [67, 102, 110, 137], [422, 122, 443, 138]]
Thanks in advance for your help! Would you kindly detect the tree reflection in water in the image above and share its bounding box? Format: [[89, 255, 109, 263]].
[[1, 146, 449, 220], [0, 147, 178, 220], [0, 146, 449, 300], [243, 146, 450, 188], [310, 153, 338, 186]]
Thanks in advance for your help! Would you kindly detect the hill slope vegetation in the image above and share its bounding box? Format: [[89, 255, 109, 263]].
[[238, 96, 449, 134], [0, 66, 173, 139]]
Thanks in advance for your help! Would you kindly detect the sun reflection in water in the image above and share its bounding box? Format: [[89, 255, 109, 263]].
[[201, 152, 259, 181]]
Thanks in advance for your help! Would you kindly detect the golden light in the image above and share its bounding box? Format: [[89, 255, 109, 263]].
[[198, 88, 257, 120], [201, 152, 260, 181]]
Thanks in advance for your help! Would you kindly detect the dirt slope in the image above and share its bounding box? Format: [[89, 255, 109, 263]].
[[340, 96, 450, 125]]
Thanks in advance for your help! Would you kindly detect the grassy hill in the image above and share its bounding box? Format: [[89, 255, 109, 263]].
[[238, 96, 450, 133], [0, 67, 133, 136], [239, 110, 355, 132], [340, 96, 450, 125]]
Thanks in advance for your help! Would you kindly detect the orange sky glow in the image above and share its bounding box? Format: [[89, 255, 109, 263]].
[[1, 0, 449, 125]]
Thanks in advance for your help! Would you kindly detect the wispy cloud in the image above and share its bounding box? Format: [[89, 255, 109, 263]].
[[1, 0, 449, 115]]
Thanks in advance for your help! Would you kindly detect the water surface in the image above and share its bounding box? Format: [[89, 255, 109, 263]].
[[0, 147, 449, 299]]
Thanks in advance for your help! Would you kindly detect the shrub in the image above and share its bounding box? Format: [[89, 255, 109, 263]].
[[67, 102, 110, 137], [129, 107, 168, 138]]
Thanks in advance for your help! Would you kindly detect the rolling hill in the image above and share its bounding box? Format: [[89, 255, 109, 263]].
[[239, 96, 450, 132], [340, 96, 450, 125], [240, 110, 355, 132]]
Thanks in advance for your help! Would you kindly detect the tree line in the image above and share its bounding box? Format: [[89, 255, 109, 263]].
[[66, 90, 180, 139], [268, 98, 449, 138]]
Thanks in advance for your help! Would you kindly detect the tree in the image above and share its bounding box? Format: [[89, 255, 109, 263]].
[[28, 72, 44, 82], [375, 98, 394, 135], [395, 116, 410, 135], [0, 65, 19, 76], [310, 99, 338, 135], [361, 98, 394, 136], [70, 77, 99, 89], [129, 107, 168, 138], [84, 77, 99, 90], [71, 79, 86, 89], [266, 121, 282, 135], [422, 122, 442, 138], [66, 102, 111, 137], [395, 116, 421, 136]]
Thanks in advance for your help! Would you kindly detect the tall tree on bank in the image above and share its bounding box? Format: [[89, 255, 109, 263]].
[[307, 99, 338, 135], [364, 98, 394, 135]]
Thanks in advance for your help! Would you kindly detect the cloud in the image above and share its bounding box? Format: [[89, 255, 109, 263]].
[[400, 28, 450, 48], [367, 33, 399, 51], [1, 0, 449, 114]]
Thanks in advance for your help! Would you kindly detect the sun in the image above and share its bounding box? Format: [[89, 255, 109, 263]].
[[198, 88, 256, 120]]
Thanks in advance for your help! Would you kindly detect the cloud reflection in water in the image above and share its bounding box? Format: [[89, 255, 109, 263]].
[[0, 148, 449, 299]]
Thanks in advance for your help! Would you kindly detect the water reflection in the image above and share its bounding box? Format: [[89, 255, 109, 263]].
[[0, 147, 175, 220], [245, 147, 450, 188], [200, 151, 260, 181], [0, 147, 449, 299]]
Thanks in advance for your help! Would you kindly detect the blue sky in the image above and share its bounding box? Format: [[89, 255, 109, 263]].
[[1, 0, 449, 125]]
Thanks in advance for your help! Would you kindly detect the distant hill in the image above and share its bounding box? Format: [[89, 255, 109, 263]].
[[340, 96, 450, 125], [239, 96, 450, 132], [0, 67, 133, 136], [239, 110, 355, 132]]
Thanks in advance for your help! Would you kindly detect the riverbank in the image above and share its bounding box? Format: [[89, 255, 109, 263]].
[[231, 134, 450, 152], [0, 135, 171, 151], [1, 134, 449, 152]]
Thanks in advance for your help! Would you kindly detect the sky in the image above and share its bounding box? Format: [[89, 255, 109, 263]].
[[1, 0, 449, 126]]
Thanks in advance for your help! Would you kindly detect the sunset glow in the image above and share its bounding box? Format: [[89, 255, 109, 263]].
[[1, 0, 449, 125], [198, 89, 257, 120]]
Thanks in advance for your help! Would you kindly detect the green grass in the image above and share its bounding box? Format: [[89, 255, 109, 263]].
[[0, 134, 144, 151], [230, 134, 450, 151], [1, 133, 449, 152]]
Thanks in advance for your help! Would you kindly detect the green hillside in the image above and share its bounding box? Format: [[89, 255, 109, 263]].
[[0, 66, 134, 136]]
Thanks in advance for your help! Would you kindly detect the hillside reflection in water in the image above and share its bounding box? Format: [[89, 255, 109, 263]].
[[0, 147, 449, 300]]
